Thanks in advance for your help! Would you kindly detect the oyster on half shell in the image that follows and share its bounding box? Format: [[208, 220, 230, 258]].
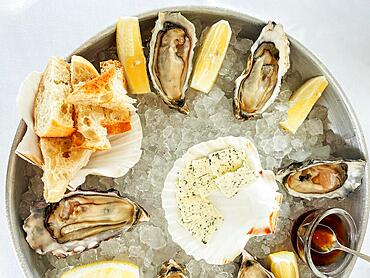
[[238, 250, 275, 278], [158, 259, 188, 278], [23, 191, 149, 257], [234, 21, 290, 119], [276, 159, 366, 200], [149, 12, 197, 114]]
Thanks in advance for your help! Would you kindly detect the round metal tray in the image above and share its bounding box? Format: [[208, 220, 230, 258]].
[[6, 6, 369, 278]]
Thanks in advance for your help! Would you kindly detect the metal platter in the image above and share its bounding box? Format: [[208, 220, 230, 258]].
[[5, 6, 369, 277]]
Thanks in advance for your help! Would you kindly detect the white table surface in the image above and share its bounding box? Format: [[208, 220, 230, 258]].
[[0, 0, 369, 277]]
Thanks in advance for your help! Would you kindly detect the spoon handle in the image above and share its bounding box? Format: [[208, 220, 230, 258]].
[[338, 244, 370, 263]]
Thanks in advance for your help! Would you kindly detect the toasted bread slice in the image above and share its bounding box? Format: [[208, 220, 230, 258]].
[[100, 59, 128, 90], [67, 65, 136, 112], [100, 60, 132, 135], [70, 56, 111, 150], [73, 105, 111, 150], [40, 137, 92, 203], [102, 108, 131, 134], [71, 55, 99, 87], [34, 56, 75, 137]]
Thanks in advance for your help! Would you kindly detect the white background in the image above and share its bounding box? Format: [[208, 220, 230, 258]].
[[0, 0, 369, 277]]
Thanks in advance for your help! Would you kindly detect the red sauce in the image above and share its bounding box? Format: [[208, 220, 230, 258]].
[[311, 226, 334, 252], [292, 212, 349, 267]]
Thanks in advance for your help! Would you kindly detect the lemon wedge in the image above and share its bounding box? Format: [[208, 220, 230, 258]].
[[190, 20, 232, 93], [267, 251, 300, 278], [116, 16, 151, 94], [279, 76, 328, 134], [61, 261, 139, 278]]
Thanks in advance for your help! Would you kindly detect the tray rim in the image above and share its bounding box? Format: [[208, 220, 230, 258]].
[[5, 5, 369, 278]]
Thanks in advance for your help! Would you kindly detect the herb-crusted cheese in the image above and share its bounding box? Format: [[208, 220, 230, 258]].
[[178, 196, 216, 222], [209, 147, 246, 177], [179, 198, 224, 244], [175, 146, 252, 244], [176, 179, 198, 202], [193, 174, 218, 198], [180, 157, 212, 183], [182, 211, 224, 244], [215, 166, 257, 198]]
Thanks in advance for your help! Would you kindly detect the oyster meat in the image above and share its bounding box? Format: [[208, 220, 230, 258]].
[[238, 250, 275, 278], [149, 12, 197, 114], [23, 191, 149, 257], [276, 159, 366, 199], [234, 21, 290, 119], [158, 259, 188, 278]]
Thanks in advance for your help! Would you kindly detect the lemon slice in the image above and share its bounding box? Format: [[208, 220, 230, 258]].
[[190, 20, 232, 93], [61, 261, 139, 278], [267, 251, 300, 278], [116, 16, 151, 94], [279, 76, 328, 134]]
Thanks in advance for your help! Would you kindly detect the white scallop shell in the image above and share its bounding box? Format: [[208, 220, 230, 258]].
[[162, 136, 282, 265], [15, 71, 143, 190]]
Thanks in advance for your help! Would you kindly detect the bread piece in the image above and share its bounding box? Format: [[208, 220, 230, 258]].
[[71, 58, 132, 137], [40, 137, 92, 203], [73, 105, 111, 150], [70, 56, 111, 150], [100, 60, 132, 135], [71, 55, 99, 88], [102, 108, 131, 134], [34, 56, 75, 137], [66, 66, 137, 112], [100, 59, 128, 90]]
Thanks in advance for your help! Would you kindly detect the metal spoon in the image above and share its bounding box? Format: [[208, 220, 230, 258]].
[[310, 224, 370, 263]]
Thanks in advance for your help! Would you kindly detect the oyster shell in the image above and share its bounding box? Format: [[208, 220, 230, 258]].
[[158, 259, 188, 278], [23, 191, 149, 257], [276, 159, 366, 199], [234, 21, 290, 119], [149, 12, 197, 114], [238, 250, 275, 278]]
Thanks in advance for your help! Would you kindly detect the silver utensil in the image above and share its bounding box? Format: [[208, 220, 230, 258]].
[[305, 223, 370, 263]]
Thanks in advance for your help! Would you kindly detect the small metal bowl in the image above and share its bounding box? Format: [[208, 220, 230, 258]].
[[5, 6, 369, 278], [293, 208, 358, 277]]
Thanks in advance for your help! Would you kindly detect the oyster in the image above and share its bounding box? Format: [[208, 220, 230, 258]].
[[276, 159, 366, 199], [158, 259, 188, 278], [238, 250, 275, 278], [149, 12, 197, 114], [234, 21, 290, 119], [23, 191, 149, 257]]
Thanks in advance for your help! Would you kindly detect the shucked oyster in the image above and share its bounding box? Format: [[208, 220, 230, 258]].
[[23, 191, 149, 257], [238, 251, 275, 278], [149, 12, 197, 114], [276, 159, 366, 200], [158, 259, 188, 278], [234, 21, 290, 119]]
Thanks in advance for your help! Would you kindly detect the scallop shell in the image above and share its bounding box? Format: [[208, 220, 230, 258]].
[[276, 159, 366, 200], [15, 71, 143, 190], [162, 136, 282, 265]]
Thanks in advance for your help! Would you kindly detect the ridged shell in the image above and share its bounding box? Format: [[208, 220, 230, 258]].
[[148, 12, 197, 114], [276, 159, 366, 200], [158, 259, 188, 278], [234, 21, 290, 119], [23, 191, 149, 257], [238, 250, 275, 278]]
